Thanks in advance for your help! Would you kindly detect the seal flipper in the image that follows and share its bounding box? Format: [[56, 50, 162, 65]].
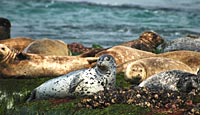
[[26, 89, 36, 102], [69, 77, 84, 93]]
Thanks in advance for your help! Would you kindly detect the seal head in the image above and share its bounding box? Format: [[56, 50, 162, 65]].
[[0, 44, 16, 63], [96, 54, 116, 75]]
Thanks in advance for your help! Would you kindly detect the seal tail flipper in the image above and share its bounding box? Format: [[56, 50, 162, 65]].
[[26, 90, 36, 102]]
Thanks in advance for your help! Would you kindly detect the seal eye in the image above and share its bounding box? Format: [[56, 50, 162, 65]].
[[104, 56, 110, 61], [1, 47, 5, 51]]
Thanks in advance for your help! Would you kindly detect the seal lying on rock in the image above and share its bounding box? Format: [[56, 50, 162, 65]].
[[26, 54, 116, 101], [123, 57, 194, 84], [118, 50, 199, 75], [160, 36, 200, 52], [95, 46, 156, 68], [0, 17, 11, 40], [23, 38, 70, 56], [157, 50, 200, 73], [0, 44, 97, 78], [138, 70, 199, 93], [120, 31, 164, 52], [0, 37, 34, 51]]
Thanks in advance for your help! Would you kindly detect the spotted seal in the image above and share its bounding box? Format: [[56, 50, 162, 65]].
[[159, 36, 200, 52], [123, 57, 194, 84], [23, 38, 70, 56], [0, 44, 97, 78], [26, 54, 116, 101], [0, 17, 11, 40], [0, 37, 34, 51], [138, 70, 199, 93], [120, 31, 164, 52]]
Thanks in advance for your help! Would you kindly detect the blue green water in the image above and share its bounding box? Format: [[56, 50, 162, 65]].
[[0, 0, 200, 48]]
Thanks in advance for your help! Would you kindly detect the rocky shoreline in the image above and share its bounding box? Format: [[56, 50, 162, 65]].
[[78, 87, 199, 114], [0, 17, 200, 114]]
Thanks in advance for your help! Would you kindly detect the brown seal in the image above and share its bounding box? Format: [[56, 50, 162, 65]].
[[23, 38, 70, 56], [0, 17, 11, 40], [124, 57, 194, 84], [157, 50, 200, 73], [0, 37, 34, 51], [120, 31, 164, 52], [0, 44, 97, 78], [95, 46, 156, 71]]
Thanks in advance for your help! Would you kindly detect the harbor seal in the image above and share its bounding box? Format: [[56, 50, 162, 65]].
[[0, 44, 97, 78], [138, 70, 199, 93], [0, 17, 11, 40], [0, 37, 34, 51], [26, 54, 116, 101], [124, 57, 194, 84], [120, 31, 164, 52], [157, 50, 200, 73], [23, 38, 70, 56], [159, 36, 200, 52], [95, 46, 156, 68]]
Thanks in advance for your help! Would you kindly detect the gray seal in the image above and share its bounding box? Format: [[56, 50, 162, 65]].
[[27, 54, 116, 101], [160, 36, 200, 52], [138, 70, 199, 93]]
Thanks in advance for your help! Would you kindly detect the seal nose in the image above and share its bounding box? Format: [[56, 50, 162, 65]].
[[97, 60, 103, 66]]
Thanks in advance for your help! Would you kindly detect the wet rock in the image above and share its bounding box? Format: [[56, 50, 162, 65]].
[[0, 17, 11, 40], [78, 87, 199, 114]]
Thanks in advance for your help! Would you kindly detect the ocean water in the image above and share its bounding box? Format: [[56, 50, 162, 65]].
[[0, 0, 200, 48]]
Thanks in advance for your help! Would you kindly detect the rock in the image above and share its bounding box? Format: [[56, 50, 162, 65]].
[[0, 17, 11, 40], [67, 42, 93, 54]]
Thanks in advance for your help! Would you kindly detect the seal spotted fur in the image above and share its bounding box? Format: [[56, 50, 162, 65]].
[[138, 70, 199, 92], [160, 36, 200, 52], [26, 54, 116, 101], [0, 44, 97, 78]]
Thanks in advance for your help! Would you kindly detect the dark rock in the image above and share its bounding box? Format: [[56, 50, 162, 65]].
[[0, 17, 11, 40]]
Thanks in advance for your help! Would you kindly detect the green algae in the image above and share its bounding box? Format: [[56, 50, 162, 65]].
[[0, 73, 195, 115], [0, 74, 148, 115]]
